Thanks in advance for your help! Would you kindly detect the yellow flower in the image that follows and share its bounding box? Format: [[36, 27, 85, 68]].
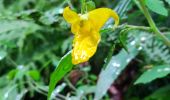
[[63, 7, 119, 64]]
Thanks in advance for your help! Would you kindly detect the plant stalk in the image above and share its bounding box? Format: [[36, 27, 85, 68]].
[[81, 0, 86, 14], [138, 0, 170, 47]]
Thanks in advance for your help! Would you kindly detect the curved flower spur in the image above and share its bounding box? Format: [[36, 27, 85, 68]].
[[63, 6, 119, 64]]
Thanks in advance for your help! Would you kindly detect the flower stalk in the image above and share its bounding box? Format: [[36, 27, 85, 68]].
[[81, 0, 87, 14]]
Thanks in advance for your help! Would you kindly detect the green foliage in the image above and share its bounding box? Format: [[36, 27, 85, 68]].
[[143, 36, 170, 64], [144, 85, 170, 100], [95, 30, 143, 100], [0, 50, 7, 60], [0, 20, 39, 33], [165, 0, 170, 5], [95, 29, 156, 99], [27, 70, 40, 81], [0, 0, 170, 99], [145, 0, 168, 16], [135, 65, 170, 84]]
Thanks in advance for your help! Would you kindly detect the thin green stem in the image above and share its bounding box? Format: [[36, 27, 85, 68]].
[[6, 56, 17, 67], [81, 0, 86, 14], [64, 76, 77, 91], [138, 0, 170, 47], [125, 25, 151, 31]]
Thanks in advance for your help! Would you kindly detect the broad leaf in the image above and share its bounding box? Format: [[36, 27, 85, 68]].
[[135, 65, 170, 84], [48, 51, 73, 100], [145, 0, 168, 16], [95, 44, 139, 100], [94, 30, 148, 100]]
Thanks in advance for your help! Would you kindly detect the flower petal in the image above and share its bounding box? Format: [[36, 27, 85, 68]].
[[72, 31, 100, 64], [71, 20, 80, 34], [88, 8, 119, 31], [63, 7, 80, 24]]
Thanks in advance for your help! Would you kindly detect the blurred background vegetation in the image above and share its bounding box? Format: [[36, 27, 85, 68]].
[[0, 0, 170, 100]]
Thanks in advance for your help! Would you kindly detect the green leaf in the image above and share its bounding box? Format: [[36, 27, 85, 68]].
[[165, 0, 170, 5], [7, 69, 18, 80], [94, 30, 150, 100], [144, 85, 170, 100], [48, 51, 73, 100], [27, 70, 40, 81], [145, 0, 168, 16], [0, 50, 7, 60], [95, 44, 139, 100], [135, 65, 170, 84], [94, 31, 145, 100]]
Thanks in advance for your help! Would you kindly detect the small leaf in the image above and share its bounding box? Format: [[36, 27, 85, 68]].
[[48, 51, 73, 100], [27, 70, 40, 81], [135, 65, 170, 84], [7, 69, 18, 80], [145, 0, 168, 16]]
